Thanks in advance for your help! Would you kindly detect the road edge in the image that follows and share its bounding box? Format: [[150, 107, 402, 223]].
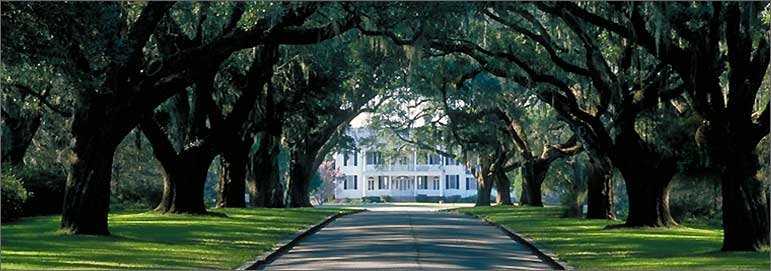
[[452, 210, 573, 270], [236, 208, 367, 270]]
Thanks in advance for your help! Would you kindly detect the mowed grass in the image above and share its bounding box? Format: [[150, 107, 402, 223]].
[[459, 206, 769, 270], [1, 208, 348, 270]]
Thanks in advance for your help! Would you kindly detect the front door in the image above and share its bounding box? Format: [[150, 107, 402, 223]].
[[390, 176, 415, 198]]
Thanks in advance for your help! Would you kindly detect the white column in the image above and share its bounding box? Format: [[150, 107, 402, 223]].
[[414, 175, 418, 197], [361, 173, 366, 197], [439, 174, 445, 198], [413, 148, 417, 171]]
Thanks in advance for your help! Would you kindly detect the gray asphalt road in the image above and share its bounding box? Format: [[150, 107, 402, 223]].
[[263, 210, 556, 270]]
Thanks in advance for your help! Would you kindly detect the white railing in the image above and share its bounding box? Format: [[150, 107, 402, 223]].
[[364, 164, 443, 172], [415, 164, 442, 171], [365, 164, 414, 171]]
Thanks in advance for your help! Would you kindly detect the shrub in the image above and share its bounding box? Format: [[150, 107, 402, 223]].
[[459, 195, 477, 203], [380, 195, 393, 203], [669, 175, 722, 226], [111, 174, 163, 211], [17, 167, 66, 216], [362, 196, 381, 203], [416, 194, 443, 203], [2, 169, 28, 222], [444, 195, 462, 203]]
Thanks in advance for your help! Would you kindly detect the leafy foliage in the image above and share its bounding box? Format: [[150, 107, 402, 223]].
[[1, 167, 28, 222]]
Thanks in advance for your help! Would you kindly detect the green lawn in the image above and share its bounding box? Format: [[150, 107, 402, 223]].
[[458, 206, 769, 270], [1, 208, 348, 270]]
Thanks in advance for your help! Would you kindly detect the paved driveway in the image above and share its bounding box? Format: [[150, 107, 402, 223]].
[[263, 207, 556, 270]]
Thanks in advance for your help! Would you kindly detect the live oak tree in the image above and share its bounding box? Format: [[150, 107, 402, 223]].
[[549, 1, 770, 251], [502, 3, 687, 226], [141, 45, 278, 214], [283, 34, 402, 207], [5, 1, 359, 235], [4, 2, 769, 254]]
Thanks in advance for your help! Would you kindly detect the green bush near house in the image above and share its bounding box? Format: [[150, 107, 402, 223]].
[[362, 196, 382, 203], [415, 194, 443, 203]]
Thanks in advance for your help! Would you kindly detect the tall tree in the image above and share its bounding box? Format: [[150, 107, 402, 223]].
[[4, 2, 358, 234], [555, 1, 769, 251], [285, 37, 401, 207], [141, 44, 278, 214]]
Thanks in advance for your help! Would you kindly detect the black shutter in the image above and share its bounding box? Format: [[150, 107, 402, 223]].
[[354, 176, 358, 189]]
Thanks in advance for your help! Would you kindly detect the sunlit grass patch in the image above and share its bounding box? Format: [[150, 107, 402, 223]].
[[1, 208, 347, 270], [459, 206, 769, 270]]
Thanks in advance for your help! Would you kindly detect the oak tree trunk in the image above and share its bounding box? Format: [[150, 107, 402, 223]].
[[217, 148, 248, 208], [475, 173, 493, 207], [155, 149, 213, 214], [0, 112, 41, 167], [249, 132, 284, 208], [494, 170, 513, 205], [475, 157, 495, 207], [720, 159, 770, 251], [520, 160, 547, 207], [154, 169, 174, 212], [61, 123, 119, 235], [287, 149, 314, 208], [613, 128, 677, 227], [585, 156, 614, 219]]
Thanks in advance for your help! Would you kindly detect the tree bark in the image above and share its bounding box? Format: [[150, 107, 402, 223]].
[[585, 156, 614, 219], [158, 149, 213, 214], [217, 146, 248, 208], [520, 160, 547, 207], [612, 127, 677, 227], [494, 169, 512, 205], [60, 126, 118, 235], [249, 132, 284, 208], [0, 111, 41, 167], [475, 173, 493, 207], [720, 154, 770, 251], [154, 169, 174, 213], [699, 122, 770, 251], [474, 155, 495, 207], [287, 149, 314, 207]]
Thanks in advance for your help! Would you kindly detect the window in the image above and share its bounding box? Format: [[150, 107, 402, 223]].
[[445, 156, 459, 165], [353, 151, 358, 166], [445, 175, 460, 189], [395, 155, 410, 165], [466, 177, 476, 190], [391, 178, 412, 191], [343, 153, 349, 166], [378, 176, 389, 189], [343, 175, 358, 190], [366, 151, 383, 165], [428, 153, 441, 165], [417, 176, 428, 190], [432, 177, 440, 190], [402, 179, 412, 190], [368, 179, 375, 190]]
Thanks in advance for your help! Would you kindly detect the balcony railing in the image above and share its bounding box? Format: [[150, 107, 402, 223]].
[[364, 164, 443, 171]]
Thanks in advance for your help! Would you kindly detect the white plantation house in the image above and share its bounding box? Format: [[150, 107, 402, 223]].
[[333, 128, 484, 201]]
